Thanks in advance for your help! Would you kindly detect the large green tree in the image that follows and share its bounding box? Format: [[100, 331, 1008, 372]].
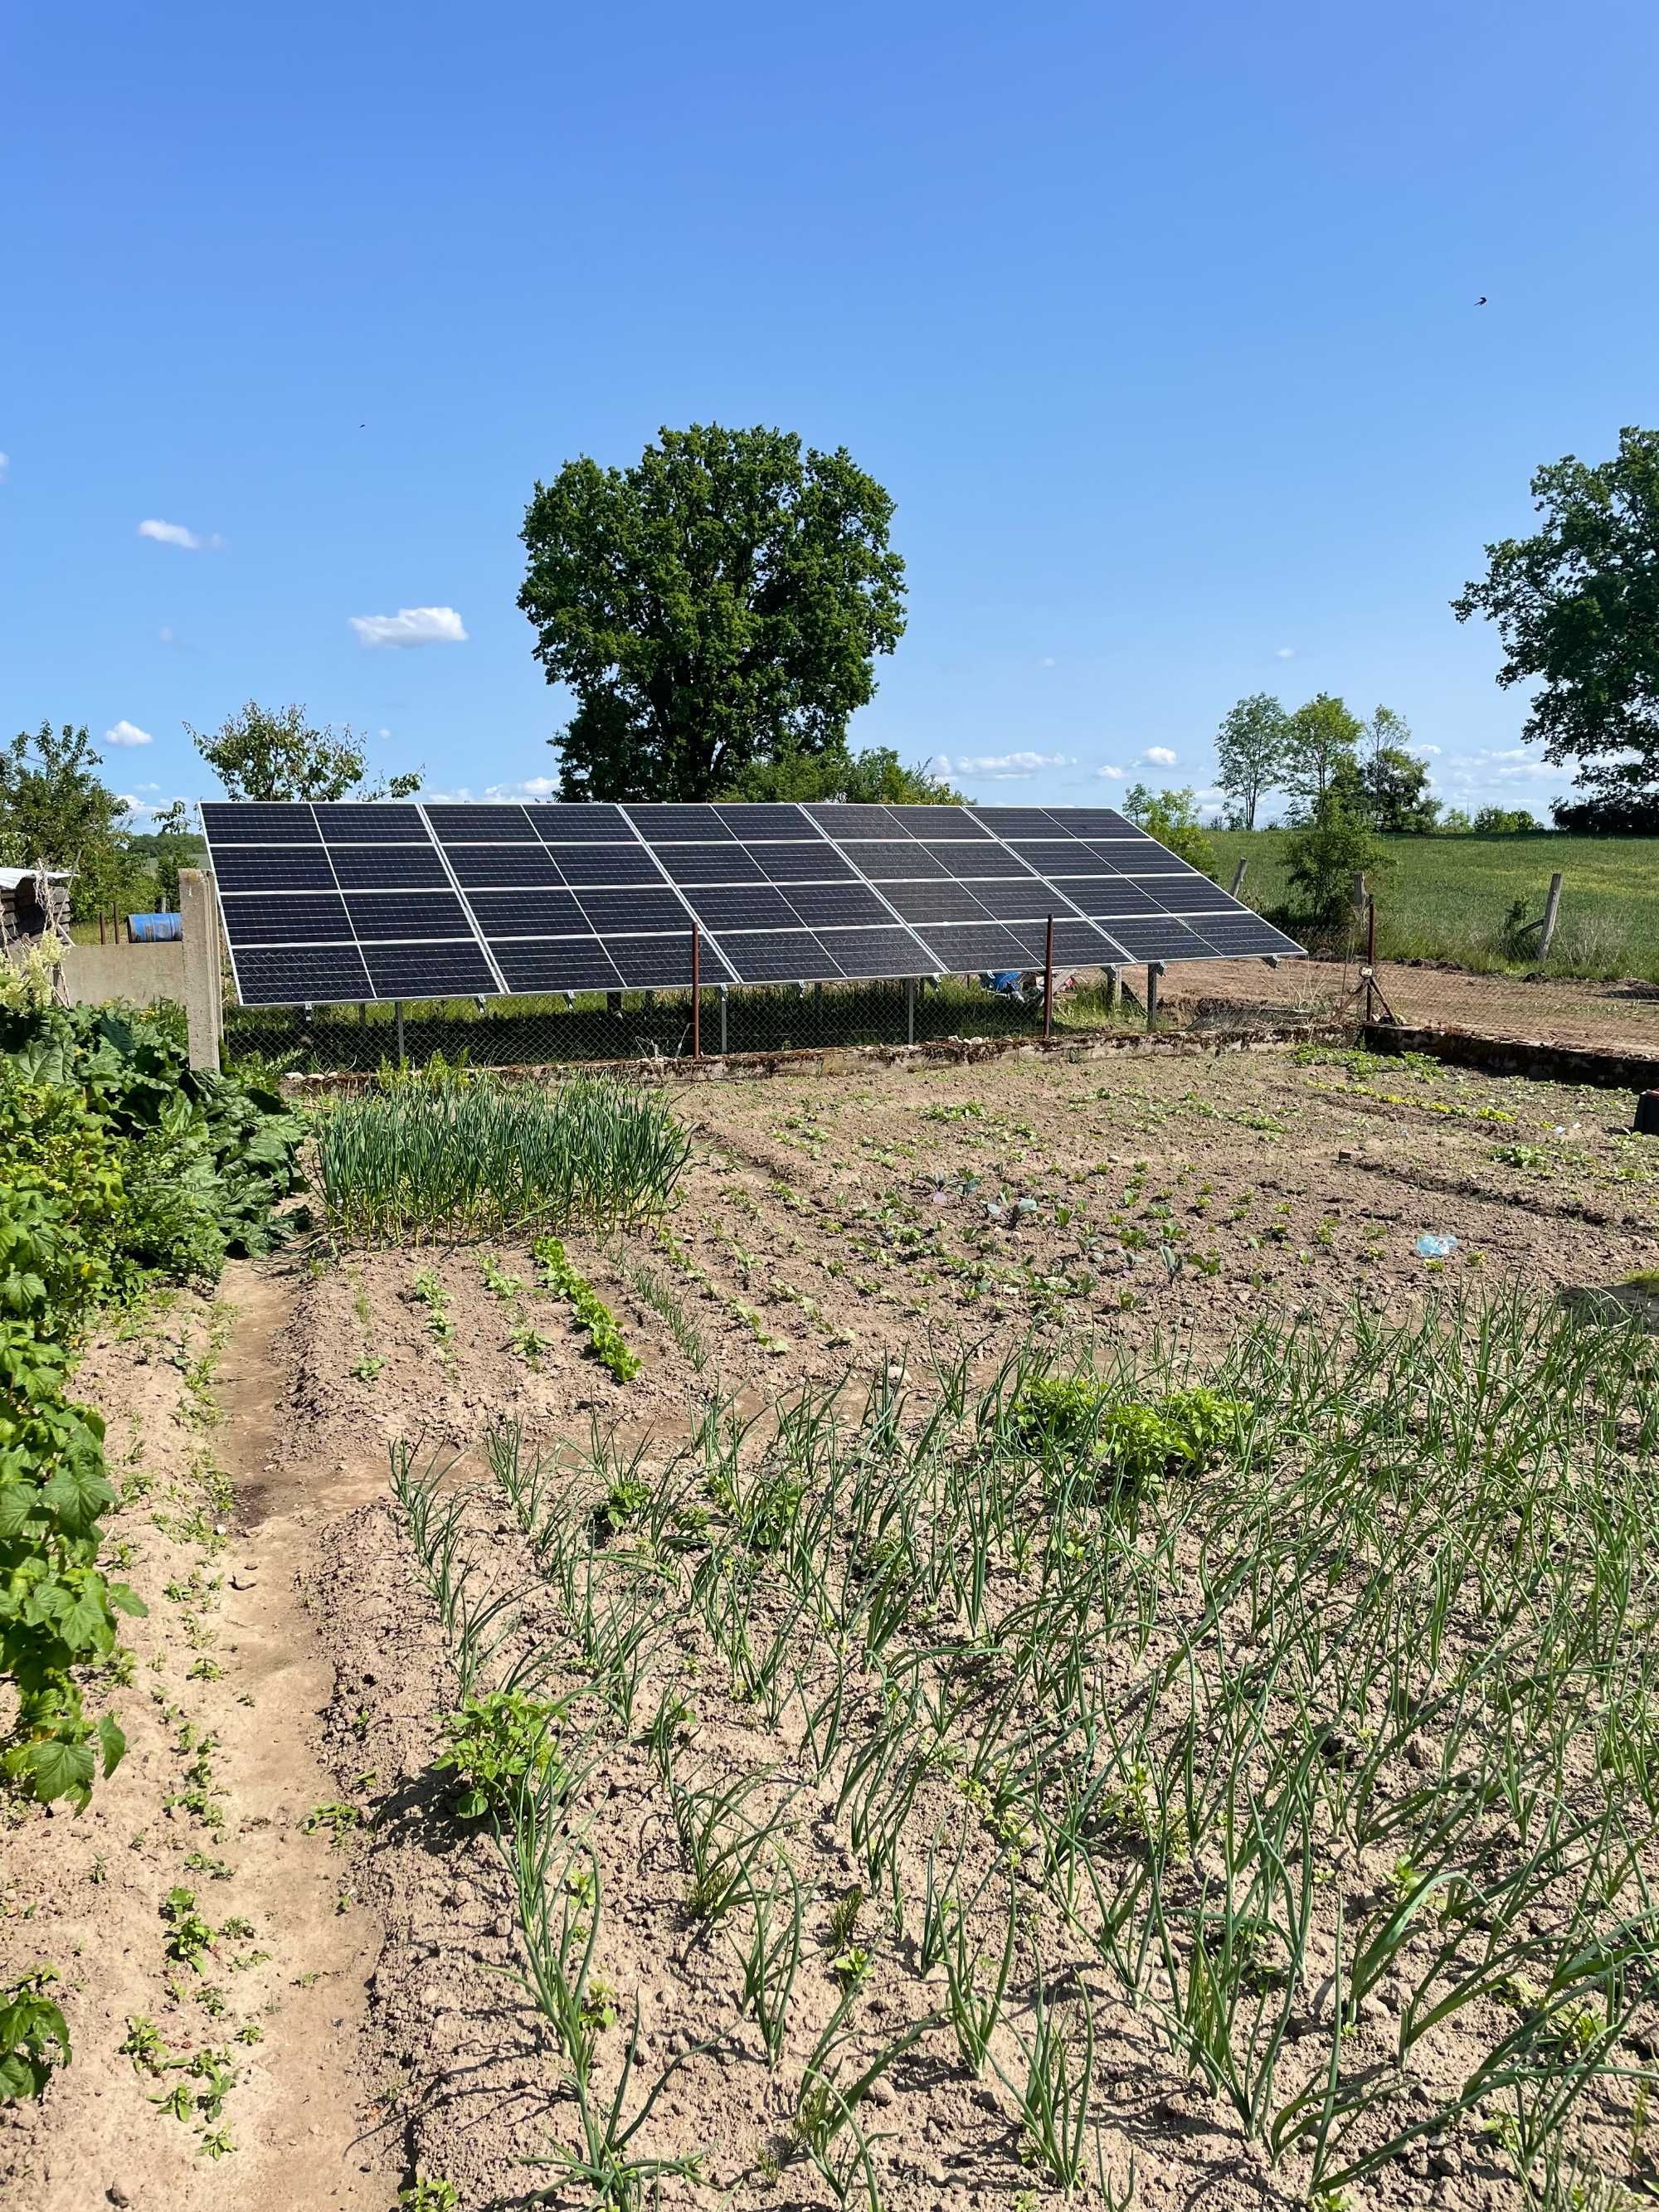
[[1282, 693, 1365, 819], [1214, 693, 1289, 829], [518, 423, 908, 802], [1452, 426, 1659, 831], [186, 700, 421, 802]]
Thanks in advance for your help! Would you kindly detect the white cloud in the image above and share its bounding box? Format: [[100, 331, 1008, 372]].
[[118, 793, 188, 822], [134, 781, 160, 793], [1275, 646, 1297, 659], [1140, 746, 1178, 767], [138, 518, 222, 551], [1094, 764, 1126, 780], [104, 718, 153, 747], [1438, 747, 1558, 790], [350, 605, 468, 649], [0, 453, 9, 484], [1417, 744, 1441, 757], [416, 775, 560, 804], [377, 727, 392, 738], [935, 751, 1072, 780], [1038, 655, 1056, 668]]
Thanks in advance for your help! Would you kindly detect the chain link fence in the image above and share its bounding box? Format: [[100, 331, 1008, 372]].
[[221, 959, 1355, 1077]]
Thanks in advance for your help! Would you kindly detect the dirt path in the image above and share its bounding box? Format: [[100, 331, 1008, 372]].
[[1, 1263, 397, 2212]]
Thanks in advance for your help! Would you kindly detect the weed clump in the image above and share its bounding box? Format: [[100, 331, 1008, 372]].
[[1012, 1377, 1247, 1497]]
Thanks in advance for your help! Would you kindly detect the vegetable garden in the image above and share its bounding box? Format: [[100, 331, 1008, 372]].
[[5, 1027, 1659, 2212]]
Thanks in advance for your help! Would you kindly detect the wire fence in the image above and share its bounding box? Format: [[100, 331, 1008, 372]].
[[219, 904, 1659, 1080]]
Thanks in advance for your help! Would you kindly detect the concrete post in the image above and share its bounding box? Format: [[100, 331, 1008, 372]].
[[1539, 872, 1564, 960], [178, 869, 223, 1072], [1229, 859, 1248, 898]]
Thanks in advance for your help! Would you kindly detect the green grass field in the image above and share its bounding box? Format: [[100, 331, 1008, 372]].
[[1209, 830, 1659, 981]]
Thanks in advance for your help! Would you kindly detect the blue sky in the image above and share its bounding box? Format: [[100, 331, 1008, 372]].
[[5, 0, 1656, 825]]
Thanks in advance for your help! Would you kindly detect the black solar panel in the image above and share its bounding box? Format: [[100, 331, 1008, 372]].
[[819, 927, 941, 979], [328, 846, 450, 891], [424, 804, 535, 842], [200, 797, 1301, 1007], [202, 802, 321, 843], [218, 892, 350, 945], [446, 845, 567, 887], [553, 844, 663, 887], [362, 941, 498, 999], [466, 889, 587, 937], [723, 931, 845, 983], [495, 939, 622, 993], [236, 945, 372, 1004], [215, 848, 336, 893], [314, 803, 430, 841], [344, 892, 474, 942]]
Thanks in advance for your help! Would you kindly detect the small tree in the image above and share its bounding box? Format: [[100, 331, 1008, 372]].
[[187, 701, 421, 802], [1282, 693, 1365, 819], [1214, 693, 1289, 830], [1282, 791, 1384, 928], [0, 722, 126, 873], [1472, 805, 1545, 835], [1121, 784, 1218, 878], [1345, 742, 1439, 833], [719, 743, 961, 805]]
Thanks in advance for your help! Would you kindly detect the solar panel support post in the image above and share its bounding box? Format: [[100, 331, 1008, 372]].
[[690, 925, 701, 1061], [1146, 961, 1164, 1029], [1042, 916, 1055, 1043]]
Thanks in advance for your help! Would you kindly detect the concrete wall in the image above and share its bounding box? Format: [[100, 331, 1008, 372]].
[[58, 941, 187, 1010]]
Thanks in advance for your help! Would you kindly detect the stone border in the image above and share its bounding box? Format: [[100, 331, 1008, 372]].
[[1365, 1020, 1659, 1093]]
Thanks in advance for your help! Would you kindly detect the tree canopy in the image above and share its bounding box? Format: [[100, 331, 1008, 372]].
[[1214, 693, 1290, 830], [1282, 693, 1365, 818], [1121, 784, 1218, 877], [0, 722, 127, 875], [1452, 426, 1659, 831], [718, 743, 961, 806], [187, 700, 421, 802], [518, 423, 907, 802]]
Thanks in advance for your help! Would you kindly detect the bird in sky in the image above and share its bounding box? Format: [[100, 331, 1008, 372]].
[[1476, 295, 1487, 306]]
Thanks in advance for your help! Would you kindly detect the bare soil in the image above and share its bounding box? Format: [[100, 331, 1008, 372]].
[[7, 1041, 1657, 2210]]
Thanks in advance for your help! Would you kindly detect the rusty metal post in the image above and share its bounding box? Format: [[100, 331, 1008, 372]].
[[1365, 895, 1378, 1025], [1043, 916, 1054, 1043], [691, 923, 701, 1060]]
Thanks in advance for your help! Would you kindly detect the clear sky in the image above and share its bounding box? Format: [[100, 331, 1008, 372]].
[[6, 0, 1656, 824]]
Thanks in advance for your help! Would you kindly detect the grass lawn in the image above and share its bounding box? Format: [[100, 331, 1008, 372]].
[[1209, 829, 1659, 980]]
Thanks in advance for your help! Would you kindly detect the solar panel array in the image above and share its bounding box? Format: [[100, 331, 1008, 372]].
[[200, 800, 1301, 1006]]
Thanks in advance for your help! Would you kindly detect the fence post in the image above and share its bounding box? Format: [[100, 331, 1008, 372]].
[[1350, 871, 1368, 931], [1365, 897, 1378, 1026], [1103, 965, 1118, 1013], [178, 868, 224, 1072], [394, 1000, 406, 1062], [1146, 960, 1163, 1028], [905, 975, 916, 1047], [1539, 871, 1564, 960], [1229, 859, 1248, 898], [690, 924, 701, 1060], [719, 985, 728, 1057], [1043, 916, 1054, 1043]]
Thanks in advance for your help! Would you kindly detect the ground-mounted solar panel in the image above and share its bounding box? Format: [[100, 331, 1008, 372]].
[[722, 930, 845, 984], [236, 945, 372, 1004], [216, 892, 351, 945], [314, 803, 431, 842], [494, 939, 623, 994], [447, 844, 567, 887], [202, 801, 323, 843], [819, 927, 944, 979], [214, 847, 338, 893], [201, 794, 1301, 1009], [654, 844, 768, 886]]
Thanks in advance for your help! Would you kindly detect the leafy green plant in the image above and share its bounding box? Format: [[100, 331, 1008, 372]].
[[0, 1968, 71, 2100], [533, 1238, 640, 1382], [434, 1689, 568, 1821], [1011, 1374, 1247, 1498]]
